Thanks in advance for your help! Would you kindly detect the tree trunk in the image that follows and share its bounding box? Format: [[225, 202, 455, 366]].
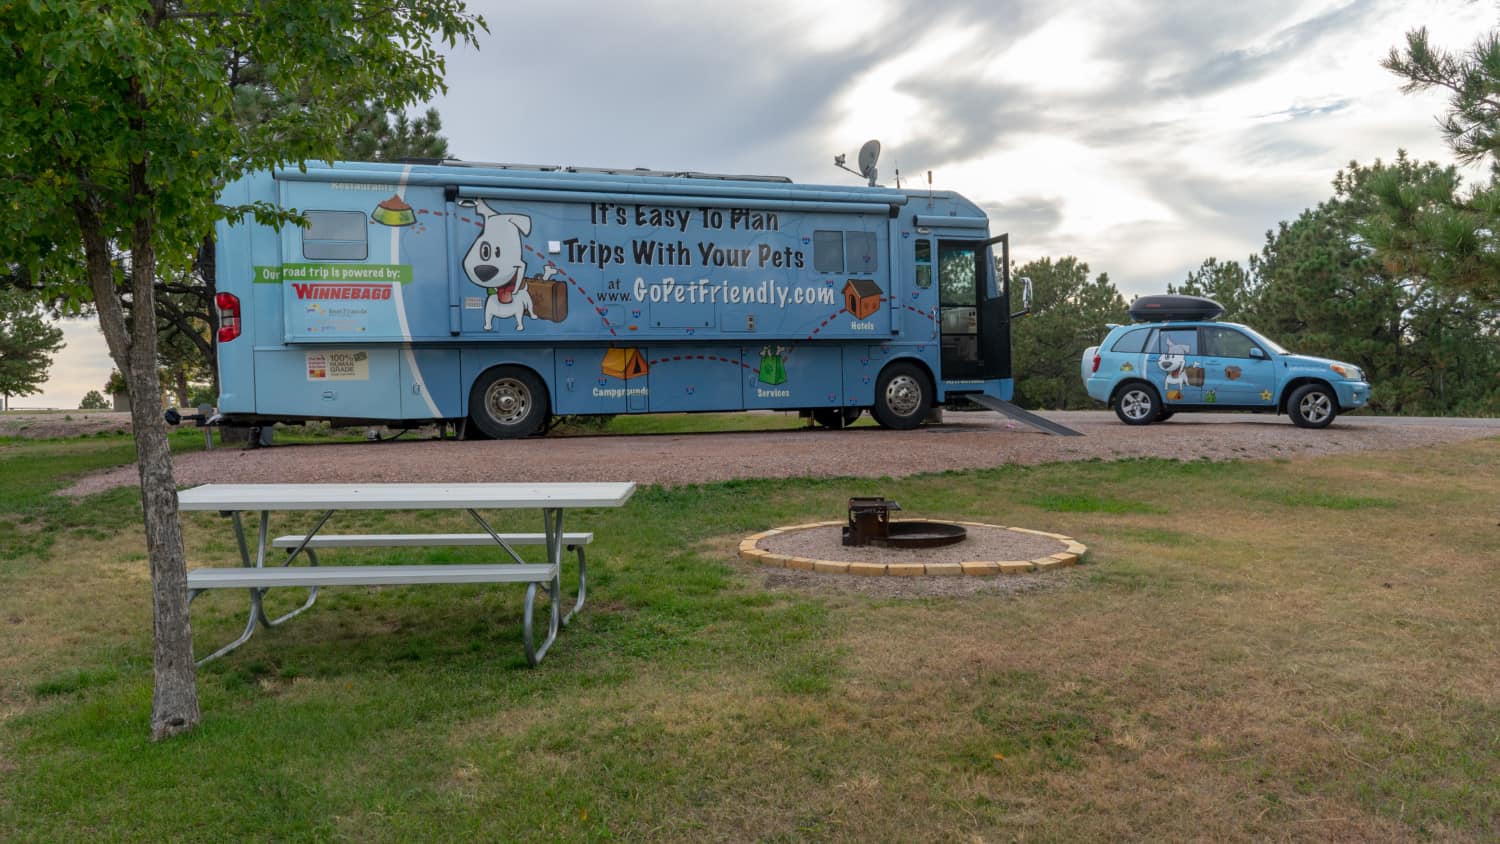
[[76, 178, 201, 741], [131, 171, 201, 739], [174, 367, 189, 409]]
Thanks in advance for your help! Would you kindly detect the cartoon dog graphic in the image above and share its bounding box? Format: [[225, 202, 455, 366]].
[[1158, 339, 1190, 401], [464, 200, 535, 331]]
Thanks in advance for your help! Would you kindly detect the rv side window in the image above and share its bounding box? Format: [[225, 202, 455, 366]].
[[914, 240, 932, 288], [813, 230, 844, 273], [845, 231, 877, 273], [303, 210, 369, 260]]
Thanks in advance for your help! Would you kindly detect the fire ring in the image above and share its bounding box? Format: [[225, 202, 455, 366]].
[[739, 520, 1087, 577]]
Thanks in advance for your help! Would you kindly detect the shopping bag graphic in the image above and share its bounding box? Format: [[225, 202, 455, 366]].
[[758, 347, 787, 386]]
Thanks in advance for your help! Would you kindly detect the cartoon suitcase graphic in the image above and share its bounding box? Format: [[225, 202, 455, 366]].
[[524, 277, 569, 322]]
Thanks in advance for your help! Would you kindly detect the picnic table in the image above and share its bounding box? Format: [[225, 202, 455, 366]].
[[177, 482, 636, 666]]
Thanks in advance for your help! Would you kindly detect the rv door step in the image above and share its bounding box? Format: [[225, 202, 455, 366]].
[[963, 395, 1084, 437]]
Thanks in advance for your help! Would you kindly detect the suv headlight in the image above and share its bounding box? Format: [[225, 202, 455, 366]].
[[1330, 364, 1362, 381]]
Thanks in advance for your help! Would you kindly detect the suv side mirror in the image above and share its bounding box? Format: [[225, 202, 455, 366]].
[[1249, 347, 1266, 359]]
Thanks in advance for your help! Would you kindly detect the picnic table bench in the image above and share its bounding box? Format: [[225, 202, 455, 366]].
[[178, 483, 634, 668]]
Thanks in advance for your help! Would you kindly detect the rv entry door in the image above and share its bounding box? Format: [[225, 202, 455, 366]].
[[937, 235, 1010, 380]]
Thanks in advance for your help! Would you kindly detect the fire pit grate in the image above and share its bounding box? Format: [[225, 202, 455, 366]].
[[842, 496, 968, 548]]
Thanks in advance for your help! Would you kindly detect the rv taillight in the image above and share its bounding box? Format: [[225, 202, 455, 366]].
[[1091, 353, 1101, 373], [216, 292, 241, 342]]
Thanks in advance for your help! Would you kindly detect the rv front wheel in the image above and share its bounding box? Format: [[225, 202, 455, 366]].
[[469, 366, 548, 438], [872, 362, 931, 430]]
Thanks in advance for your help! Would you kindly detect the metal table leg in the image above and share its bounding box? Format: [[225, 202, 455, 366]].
[[194, 509, 334, 665], [257, 509, 334, 627], [192, 510, 264, 665], [562, 544, 586, 627], [191, 585, 263, 666], [523, 507, 563, 666]]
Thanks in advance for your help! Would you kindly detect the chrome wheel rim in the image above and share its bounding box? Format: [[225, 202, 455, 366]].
[[484, 378, 531, 425], [885, 375, 923, 417], [1299, 391, 1332, 424], [1120, 389, 1153, 421]]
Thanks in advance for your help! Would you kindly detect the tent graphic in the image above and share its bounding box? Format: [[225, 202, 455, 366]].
[[602, 348, 649, 380]]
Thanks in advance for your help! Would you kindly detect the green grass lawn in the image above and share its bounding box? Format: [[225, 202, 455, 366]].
[[1, 433, 1497, 841]]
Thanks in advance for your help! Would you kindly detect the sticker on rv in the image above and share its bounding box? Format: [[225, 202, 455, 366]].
[[306, 351, 370, 382]]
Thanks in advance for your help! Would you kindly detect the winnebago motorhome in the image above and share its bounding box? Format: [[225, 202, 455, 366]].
[[211, 159, 1019, 437]]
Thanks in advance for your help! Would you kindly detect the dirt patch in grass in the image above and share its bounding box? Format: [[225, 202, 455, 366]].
[[0, 411, 132, 440]]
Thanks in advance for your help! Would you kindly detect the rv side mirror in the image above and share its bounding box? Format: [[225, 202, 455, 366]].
[[1011, 276, 1033, 319]]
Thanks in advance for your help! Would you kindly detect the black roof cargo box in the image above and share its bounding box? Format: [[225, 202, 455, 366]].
[[1129, 295, 1223, 322]]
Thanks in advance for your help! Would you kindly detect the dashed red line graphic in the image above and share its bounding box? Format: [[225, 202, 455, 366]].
[[805, 306, 854, 339], [645, 353, 754, 370], [522, 243, 616, 337]]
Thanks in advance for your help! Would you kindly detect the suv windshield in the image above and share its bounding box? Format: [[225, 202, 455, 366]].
[[1238, 325, 1289, 355]]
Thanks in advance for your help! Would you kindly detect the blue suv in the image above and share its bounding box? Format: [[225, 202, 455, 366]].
[[1080, 296, 1371, 428]]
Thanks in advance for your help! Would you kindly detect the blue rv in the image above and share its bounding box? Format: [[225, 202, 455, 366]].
[[212, 159, 1020, 437]]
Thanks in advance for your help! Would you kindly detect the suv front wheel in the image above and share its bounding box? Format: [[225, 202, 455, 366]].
[[1114, 383, 1161, 426], [1288, 383, 1337, 429]]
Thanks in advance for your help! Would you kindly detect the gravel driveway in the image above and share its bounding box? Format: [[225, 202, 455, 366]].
[[60, 411, 1500, 496]]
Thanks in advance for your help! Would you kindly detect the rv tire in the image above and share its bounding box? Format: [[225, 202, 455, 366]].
[[469, 366, 549, 438], [872, 362, 931, 430]]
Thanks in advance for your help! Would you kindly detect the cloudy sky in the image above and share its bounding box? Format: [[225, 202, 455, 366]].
[[16, 0, 1490, 408]]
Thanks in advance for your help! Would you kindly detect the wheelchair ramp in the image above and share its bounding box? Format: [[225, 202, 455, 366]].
[[964, 395, 1084, 437]]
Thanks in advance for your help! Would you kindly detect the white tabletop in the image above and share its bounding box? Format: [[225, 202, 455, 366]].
[[177, 482, 637, 511]]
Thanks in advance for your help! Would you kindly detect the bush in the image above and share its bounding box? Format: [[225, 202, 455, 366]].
[[187, 385, 217, 410], [78, 390, 109, 410]]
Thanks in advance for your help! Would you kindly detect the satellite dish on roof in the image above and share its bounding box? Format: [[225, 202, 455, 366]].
[[857, 140, 880, 185], [834, 139, 882, 186]]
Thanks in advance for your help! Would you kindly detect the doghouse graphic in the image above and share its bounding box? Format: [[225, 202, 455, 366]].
[[843, 279, 883, 320], [602, 348, 649, 380], [461, 200, 569, 331]]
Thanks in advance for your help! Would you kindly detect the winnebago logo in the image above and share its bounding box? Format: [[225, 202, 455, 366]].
[[291, 283, 393, 301]]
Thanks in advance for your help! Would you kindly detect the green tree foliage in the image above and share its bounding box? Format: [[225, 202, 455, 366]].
[[105, 369, 128, 397], [0, 288, 66, 400], [0, 0, 484, 739], [1168, 257, 1259, 321], [1187, 157, 1500, 415], [1384, 27, 1500, 165], [1382, 27, 1500, 305], [1011, 257, 1128, 409], [79, 390, 109, 410], [344, 102, 451, 161]]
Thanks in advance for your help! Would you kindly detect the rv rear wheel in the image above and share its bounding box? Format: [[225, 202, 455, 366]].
[[812, 407, 863, 429], [871, 362, 931, 430], [469, 366, 548, 438]]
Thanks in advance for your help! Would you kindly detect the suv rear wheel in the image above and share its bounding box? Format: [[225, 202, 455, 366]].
[[1114, 383, 1161, 426]]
